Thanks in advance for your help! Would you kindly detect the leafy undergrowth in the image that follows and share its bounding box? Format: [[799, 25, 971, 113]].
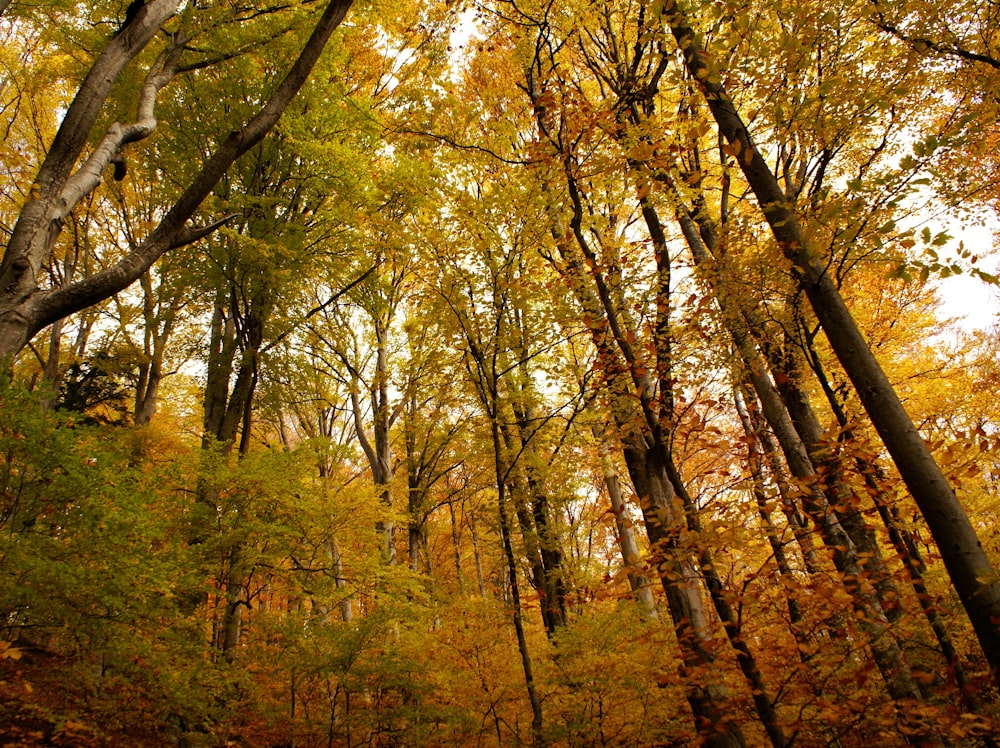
[[1, 644, 109, 747]]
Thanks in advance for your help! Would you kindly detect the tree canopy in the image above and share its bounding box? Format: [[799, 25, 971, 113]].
[[2, 0, 1000, 746]]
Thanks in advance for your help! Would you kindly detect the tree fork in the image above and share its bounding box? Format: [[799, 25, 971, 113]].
[[0, 0, 356, 359]]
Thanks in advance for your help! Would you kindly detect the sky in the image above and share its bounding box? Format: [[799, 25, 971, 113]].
[[932, 220, 999, 333]]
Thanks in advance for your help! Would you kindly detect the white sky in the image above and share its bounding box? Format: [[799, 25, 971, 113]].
[[931, 221, 1000, 333]]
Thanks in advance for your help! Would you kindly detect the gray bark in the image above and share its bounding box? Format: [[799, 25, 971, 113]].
[[679, 194, 926, 707], [0, 0, 355, 359], [133, 271, 177, 424], [324, 538, 352, 623], [528, 82, 745, 741], [599, 448, 659, 620], [660, 0, 1000, 685]]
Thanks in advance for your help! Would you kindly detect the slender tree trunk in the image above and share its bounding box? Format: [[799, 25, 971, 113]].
[[469, 510, 487, 597], [492, 416, 545, 747], [680, 199, 928, 709], [220, 546, 244, 657], [500, 425, 554, 625], [620, 435, 747, 748], [643, 192, 787, 747], [770, 339, 907, 625], [133, 270, 175, 424], [324, 537, 352, 623], [662, 1, 1000, 681], [803, 338, 984, 712], [509, 322, 570, 631], [598, 440, 658, 619], [526, 59, 746, 745], [39, 319, 64, 409], [198, 279, 269, 654], [449, 500, 466, 595], [349, 320, 396, 565], [507, 397, 570, 633], [405, 400, 423, 574], [466, 336, 545, 746], [733, 386, 808, 642]]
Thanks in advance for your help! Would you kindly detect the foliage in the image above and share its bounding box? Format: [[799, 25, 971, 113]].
[[2, 0, 1000, 745]]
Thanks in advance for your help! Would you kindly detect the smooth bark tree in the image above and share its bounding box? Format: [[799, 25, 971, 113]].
[[0, 0, 355, 359], [594, 423, 659, 620], [657, 0, 1000, 684], [523, 58, 749, 748], [438, 236, 549, 744]]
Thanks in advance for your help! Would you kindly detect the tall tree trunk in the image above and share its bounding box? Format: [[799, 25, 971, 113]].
[[319, 448, 353, 623], [349, 317, 396, 565], [662, 1, 1000, 681], [448, 500, 465, 595], [596, 435, 658, 620], [678, 195, 927, 708], [465, 334, 545, 745], [324, 537, 352, 623], [505, 394, 570, 634], [620, 434, 747, 747], [493, 417, 545, 747], [733, 386, 808, 643], [133, 270, 176, 424], [468, 509, 487, 598], [526, 53, 747, 745], [772, 338, 908, 626], [802, 331, 983, 712], [644, 192, 787, 747], [497, 420, 550, 604], [405, 394, 423, 574], [198, 278, 269, 655]]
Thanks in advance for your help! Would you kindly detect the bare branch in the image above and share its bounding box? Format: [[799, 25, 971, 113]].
[[871, 2, 1000, 70], [170, 214, 239, 249], [393, 127, 534, 166], [57, 42, 186, 223]]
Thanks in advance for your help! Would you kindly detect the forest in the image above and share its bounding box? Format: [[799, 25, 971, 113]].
[[1, 0, 1000, 745]]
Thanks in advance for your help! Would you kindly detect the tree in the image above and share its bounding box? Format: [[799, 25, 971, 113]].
[[4, 0, 1000, 744], [656, 0, 1000, 684], [0, 0, 355, 358]]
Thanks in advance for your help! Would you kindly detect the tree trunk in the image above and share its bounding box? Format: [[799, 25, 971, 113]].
[[500, 409, 568, 634], [324, 537, 352, 623], [678, 193, 927, 708], [804, 336, 983, 712], [133, 270, 176, 424], [0, 0, 355, 359], [349, 317, 397, 565], [469, 509, 487, 598], [448, 500, 466, 595], [493, 419, 545, 747], [598, 442, 659, 620], [733, 386, 808, 641], [662, 1, 1000, 682], [620, 435, 747, 748], [773, 339, 908, 626], [466, 333, 545, 745], [642, 192, 786, 747]]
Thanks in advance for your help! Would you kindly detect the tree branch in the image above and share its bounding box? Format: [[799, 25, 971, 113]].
[[0, 0, 181, 288], [25, 0, 356, 342], [870, 2, 1000, 70], [56, 42, 186, 223]]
